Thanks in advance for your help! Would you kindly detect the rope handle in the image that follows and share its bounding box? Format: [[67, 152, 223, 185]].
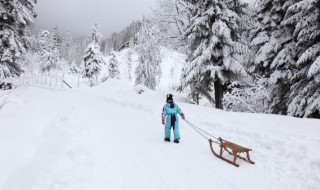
[[183, 119, 220, 143]]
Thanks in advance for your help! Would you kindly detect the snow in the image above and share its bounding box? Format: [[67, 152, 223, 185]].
[[1, 78, 320, 190], [101, 47, 185, 92], [308, 56, 320, 78]]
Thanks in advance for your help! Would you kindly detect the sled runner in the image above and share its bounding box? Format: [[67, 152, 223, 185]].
[[184, 119, 255, 167], [209, 138, 255, 167]]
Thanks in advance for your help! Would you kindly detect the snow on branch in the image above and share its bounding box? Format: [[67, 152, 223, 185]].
[[308, 56, 320, 78]]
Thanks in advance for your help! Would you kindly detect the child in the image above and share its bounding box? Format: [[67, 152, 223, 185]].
[[162, 94, 185, 143]]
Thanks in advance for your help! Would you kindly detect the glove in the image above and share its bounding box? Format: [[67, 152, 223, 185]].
[[181, 114, 185, 120], [162, 118, 165, 125]]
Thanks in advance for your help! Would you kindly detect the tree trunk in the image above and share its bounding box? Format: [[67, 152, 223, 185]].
[[214, 79, 223, 109], [196, 94, 199, 105]]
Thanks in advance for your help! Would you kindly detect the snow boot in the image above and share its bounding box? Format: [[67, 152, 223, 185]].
[[164, 138, 170, 142], [174, 139, 179, 143]]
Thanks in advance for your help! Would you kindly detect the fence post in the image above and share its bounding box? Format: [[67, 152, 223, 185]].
[[61, 73, 65, 88], [78, 73, 80, 88], [33, 73, 35, 85], [55, 72, 58, 87], [49, 72, 52, 87]]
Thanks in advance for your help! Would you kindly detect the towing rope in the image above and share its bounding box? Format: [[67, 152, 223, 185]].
[[183, 119, 220, 144]]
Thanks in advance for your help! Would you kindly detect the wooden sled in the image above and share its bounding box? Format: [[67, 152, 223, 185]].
[[208, 138, 255, 167]]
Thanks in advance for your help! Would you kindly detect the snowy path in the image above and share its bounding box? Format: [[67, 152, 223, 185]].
[[1, 83, 320, 190]]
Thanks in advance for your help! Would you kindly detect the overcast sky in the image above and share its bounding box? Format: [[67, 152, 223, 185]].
[[32, 0, 157, 38]]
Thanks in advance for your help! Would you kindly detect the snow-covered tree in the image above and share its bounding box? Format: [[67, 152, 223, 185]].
[[82, 43, 103, 86], [51, 25, 63, 56], [73, 38, 86, 65], [107, 20, 143, 52], [17, 34, 39, 72], [38, 30, 59, 72], [135, 22, 162, 90], [69, 62, 79, 74], [63, 30, 73, 64], [108, 51, 120, 79], [135, 50, 161, 90], [89, 22, 103, 47], [180, 0, 249, 109], [249, 0, 298, 114], [127, 50, 133, 82], [223, 77, 271, 113], [81, 22, 105, 86], [284, 0, 320, 118], [0, 0, 37, 78], [152, 0, 189, 51]]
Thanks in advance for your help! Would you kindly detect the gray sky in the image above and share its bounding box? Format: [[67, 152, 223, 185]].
[[32, 0, 156, 38]]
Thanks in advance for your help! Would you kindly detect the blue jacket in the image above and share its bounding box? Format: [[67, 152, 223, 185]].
[[162, 102, 183, 126]]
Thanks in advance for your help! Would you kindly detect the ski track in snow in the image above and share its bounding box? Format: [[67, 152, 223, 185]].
[[1, 84, 320, 190]]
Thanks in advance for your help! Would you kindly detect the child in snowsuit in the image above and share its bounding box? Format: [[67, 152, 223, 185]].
[[162, 94, 185, 143]]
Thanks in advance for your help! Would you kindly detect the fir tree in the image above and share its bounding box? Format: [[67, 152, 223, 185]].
[[63, 30, 73, 64], [89, 22, 103, 47], [127, 50, 133, 82], [81, 22, 105, 86], [108, 51, 120, 79], [82, 43, 103, 86], [0, 0, 37, 78], [249, 0, 298, 114], [38, 30, 59, 72], [284, 0, 320, 118], [69, 62, 79, 74], [51, 25, 63, 56], [134, 22, 162, 90], [180, 0, 249, 109], [74, 38, 86, 65], [135, 49, 161, 90]]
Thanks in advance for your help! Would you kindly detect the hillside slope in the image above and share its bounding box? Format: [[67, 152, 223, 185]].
[[0, 80, 320, 190]]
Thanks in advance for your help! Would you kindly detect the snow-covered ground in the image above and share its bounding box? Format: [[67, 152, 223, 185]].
[[1, 79, 320, 190]]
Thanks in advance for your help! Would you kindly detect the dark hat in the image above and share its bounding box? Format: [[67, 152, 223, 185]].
[[166, 94, 173, 102]]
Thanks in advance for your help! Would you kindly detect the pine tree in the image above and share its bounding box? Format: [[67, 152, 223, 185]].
[[0, 0, 37, 78], [134, 22, 162, 90], [38, 30, 59, 72], [249, 0, 298, 114], [63, 30, 73, 64], [81, 22, 105, 86], [89, 22, 103, 47], [180, 0, 249, 109], [127, 50, 133, 82], [108, 51, 120, 79], [18, 34, 40, 73], [51, 25, 63, 56], [284, 0, 320, 118], [107, 20, 143, 52], [82, 43, 103, 86], [135, 50, 161, 90], [69, 62, 79, 74], [74, 38, 86, 65]]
